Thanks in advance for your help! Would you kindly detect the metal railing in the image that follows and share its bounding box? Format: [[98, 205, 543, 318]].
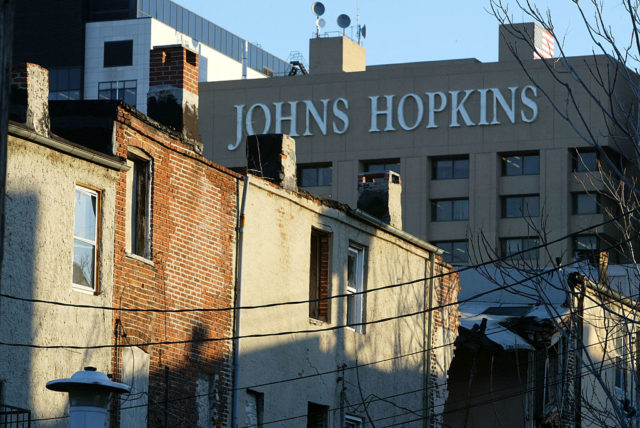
[[0, 405, 31, 428]]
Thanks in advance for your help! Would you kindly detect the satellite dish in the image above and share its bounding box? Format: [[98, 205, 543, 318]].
[[318, 18, 326, 28], [361, 24, 367, 39], [337, 14, 351, 29], [312, 2, 325, 16]]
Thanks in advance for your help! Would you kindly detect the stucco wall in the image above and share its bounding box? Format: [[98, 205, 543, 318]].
[[0, 134, 119, 423], [236, 177, 459, 427]]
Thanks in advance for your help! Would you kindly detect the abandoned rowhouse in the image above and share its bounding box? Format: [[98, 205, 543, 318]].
[[1, 46, 462, 428]]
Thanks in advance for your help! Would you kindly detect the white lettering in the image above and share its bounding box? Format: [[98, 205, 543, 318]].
[[520, 85, 539, 123], [426, 92, 447, 129], [303, 99, 329, 136], [274, 101, 299, 136], [245, 103, 271, 136], [449, 89, 476, 127], [229, 104, 245, 150], [477, 89, 489, 126], [397, 93, 424, 131], [369, 95, 396, 132], [332, 98, 349, 134], [491, 87, 517, 124]]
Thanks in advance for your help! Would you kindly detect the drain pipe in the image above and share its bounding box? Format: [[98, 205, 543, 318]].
[[424, 252, 435, 427], [231, 175, 250, 428], [242, 40, 248, 80]]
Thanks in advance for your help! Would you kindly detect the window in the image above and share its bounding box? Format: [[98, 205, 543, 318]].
[[501, 153, 539, 176], [245, 390, 264, 428], [49, 67, 82, 101], [434, 241, 468, 264], [572, 148, 598, 172], [309, 229, 331, 322], [307, 402, 328, 428], [573, 235, 598, 260], [431, 199, 469, 221], [363, 159, 400, 174], [98, 80, 137, 107], [73, 186, 100, 291], [501, 237, 538, 260], [613, 322, 627, 394], [104, 40, 133, 67], [573, 192, 599, 214], [502, 195, 539, 218], [126, 152, 152, 259], [432, 157, 469, 180], [347, 245, 365, 333], [345, 415, 363, 428], [298, 164, 332, 187]]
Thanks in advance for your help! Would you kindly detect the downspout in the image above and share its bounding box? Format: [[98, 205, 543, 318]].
[[424, 252, 435, 427], [231, 175, 250, 428]]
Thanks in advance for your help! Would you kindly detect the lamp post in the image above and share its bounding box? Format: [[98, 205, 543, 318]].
[[46, 367, 130, 428]]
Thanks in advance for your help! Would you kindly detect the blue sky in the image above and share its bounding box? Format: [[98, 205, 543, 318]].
[[173, 1, 633, 66]]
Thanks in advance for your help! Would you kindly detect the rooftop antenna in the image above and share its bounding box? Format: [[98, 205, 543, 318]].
[[356, 0, 367, 45], [337, 14, 351, 36], [312, 2, 325, 38]]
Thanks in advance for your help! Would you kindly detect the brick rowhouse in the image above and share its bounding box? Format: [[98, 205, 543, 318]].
[[110, 46, 237, 427]]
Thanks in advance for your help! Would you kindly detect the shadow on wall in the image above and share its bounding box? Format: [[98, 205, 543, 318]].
[[0, 192, 38, 420]]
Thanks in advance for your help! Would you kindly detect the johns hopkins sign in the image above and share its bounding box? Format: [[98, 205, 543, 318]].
[[227, 85, 539, 151]]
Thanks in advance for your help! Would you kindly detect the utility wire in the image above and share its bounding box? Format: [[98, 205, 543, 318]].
[[0, 202, 636, 314]]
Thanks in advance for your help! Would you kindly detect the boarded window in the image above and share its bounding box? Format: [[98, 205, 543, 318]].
[[120, 347, 150, 428], [309, 229, 331, 321]]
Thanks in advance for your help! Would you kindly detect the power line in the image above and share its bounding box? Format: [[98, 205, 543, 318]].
[[0, 201, 636, 315]]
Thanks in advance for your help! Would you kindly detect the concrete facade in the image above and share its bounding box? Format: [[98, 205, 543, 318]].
[[235, 174, 460, 427], [0, 123, 123, 423], [199, 29, 636, 266]]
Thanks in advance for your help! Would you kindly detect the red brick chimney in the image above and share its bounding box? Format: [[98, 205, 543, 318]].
[[10, 63, 50, 137], [147, 45, 202, 152]]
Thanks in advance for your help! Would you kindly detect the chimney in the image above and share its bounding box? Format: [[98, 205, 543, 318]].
[[147, 45, 202, 152], [309, 36, 366, 74], [357, 171, 402, 229], [498, 22, 554, 62], [10, 63, 51, 137], [246, 134, 297, 192]]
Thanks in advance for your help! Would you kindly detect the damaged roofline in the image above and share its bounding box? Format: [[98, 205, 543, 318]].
[[9, 122, 128, 171]]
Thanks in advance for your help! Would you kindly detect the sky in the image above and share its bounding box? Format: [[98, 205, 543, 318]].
[[172, 0, 635, 67]]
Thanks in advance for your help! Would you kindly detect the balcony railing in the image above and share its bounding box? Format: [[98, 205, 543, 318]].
[[0, 405, 31, 428]]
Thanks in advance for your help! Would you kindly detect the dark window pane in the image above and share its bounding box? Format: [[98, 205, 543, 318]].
[[73, 240, 95, 288], [104, 40, 133, 67], [318, 167, 332, 186], [574, 193, 598, 214], [301, 168, 317, 187], [433, 200, 452, 221], [523, 155, 539, 174], [452, 241, 468, 263], [523, 196, 539, 216], [453, 199, 468, 220], [503, 155, 523, 175], [503, 196, 522, 218], [574, 150, 598, 172], [434, 159, 453, 179], [453, 159, 469, 179]]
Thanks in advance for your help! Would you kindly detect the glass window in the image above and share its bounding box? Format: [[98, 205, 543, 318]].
[[73, 186, 99, 291], [298, 164, 332, 187], [501, 153, 539, 176], [308, 402, 329, 428], [104, 40, 133, 67], [501, 237, 539, 260], [502, 195, 539, 218], [98, 80, 137, 107], [434, 241, 468, 264], [345, 415, 363, 428], [432, 157, 469, 180], [431, 199, 469, 221], [573, 193, 599, 214], [573, 149, 598, 172], [573, 235, 597, 260], [363, 160, 400, 174], [347, 245, 365, 333]]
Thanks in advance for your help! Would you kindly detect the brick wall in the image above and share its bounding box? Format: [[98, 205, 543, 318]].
[[150, 46, 199, 95], [111, 106, 238, 427]]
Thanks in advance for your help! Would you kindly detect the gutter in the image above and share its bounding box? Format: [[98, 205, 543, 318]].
[[8, 123, 128, 171], [231, 175, 250, 428], [348, 208, 444, 255]]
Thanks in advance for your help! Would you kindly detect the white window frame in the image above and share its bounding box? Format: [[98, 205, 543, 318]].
[[345, 414, 363, 428], [347, 244, 365, 333], [72, 185, 100, 293]]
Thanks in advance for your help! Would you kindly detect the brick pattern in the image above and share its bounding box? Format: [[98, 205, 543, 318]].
[[149, 46, 199, 95], [111, 106, 238, 427]]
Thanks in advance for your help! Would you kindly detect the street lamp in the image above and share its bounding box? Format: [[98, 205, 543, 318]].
[[46, 366, 130, 428]]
